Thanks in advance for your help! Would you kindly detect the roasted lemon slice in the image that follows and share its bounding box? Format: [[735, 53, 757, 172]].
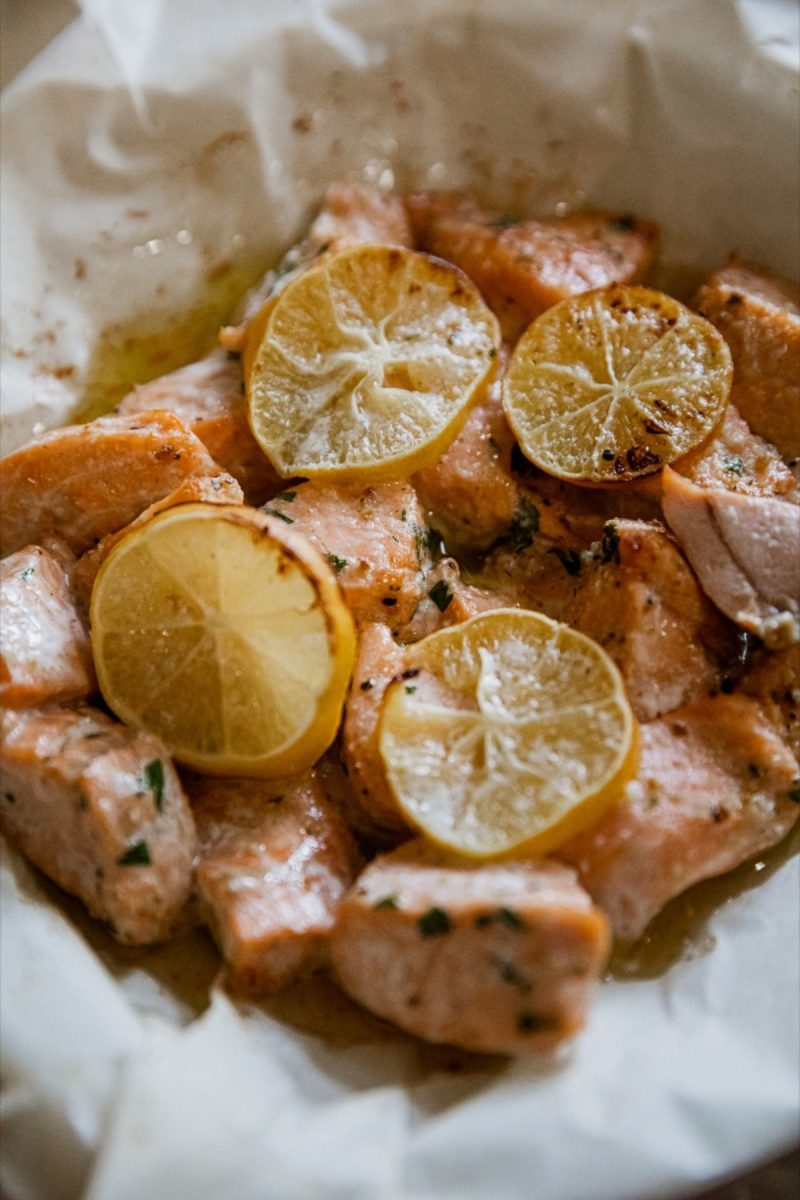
[[378, 609, 637, 857], [246, 244, 500, 481], [90, 503, 355, 776], [504, 284, 732, 484]]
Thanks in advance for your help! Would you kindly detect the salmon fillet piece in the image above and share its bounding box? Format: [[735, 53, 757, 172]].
[[71, 470, 244, 615], [116, 351, 280, 505], [694, 257, 800, 464], [0, 410, 224, 557], [408, 191, 659, 339], [1, 546, 95, 709], [673, 404, 797, 501], [473, 533, 581, 622], [265, 480, 428, 633], [738, 643, 800, 761], [559, 694, 800, 941], [188, 771, 360, 993], [662, 466, 800, 648], [568, 519, 738, 721], [0, 706, 196, 944], [330, 840, 610, 1054], [340, 623, 410, 843]]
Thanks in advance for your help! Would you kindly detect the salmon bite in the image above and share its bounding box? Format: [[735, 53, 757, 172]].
[[1, 182, 798, 1053]]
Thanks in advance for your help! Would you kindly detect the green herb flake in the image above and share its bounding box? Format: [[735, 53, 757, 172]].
[[517, 1011, 559, 1034], [3, 792, 15, 804], [20, 567, 35, 581], [277, 490, 297, 502], [326, 553, 348, 573], [548, 547, 582, 577], [405, 685, 417, 694], [508, 499, 540, 552], [418, 906, 452, 937], [789, 779, 800, 804], [144, 759, 165, 811], [428, 580, 453, 612], [265, 508, 294, 524], [723, 456, 744, 476], [488, 214, 521, 229], [374, 894, 400, 911], [117, 840, 151, 867], [475, 906, 527, 931], [490, 954, 532, 993], [413, 524, 430, 562]]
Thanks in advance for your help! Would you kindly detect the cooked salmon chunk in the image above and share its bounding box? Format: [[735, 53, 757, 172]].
[[188, 772, 360, 993], [341, 623, 410, 842], [694, 257, 800, 463], [71, 470, 244, 615], [559, 695, 800, 941], [0, 706, 196, 943], [408, 191, 658, 338], [307, 182, 412, 251], [330, 841, 610, 1054], [265, 480, 428, 632], [0, 410, 224, 557], [738, 643, 800, 761], [1, 546, 95, 708], [672, 404, 797, 501], [117, 350, 280, 504], [568, 520, 738, 721], [663, 467, 800, 647]]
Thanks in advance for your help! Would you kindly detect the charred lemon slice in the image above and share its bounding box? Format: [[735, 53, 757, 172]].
[[246, 244, 500, 481], [91, 503, 355, 776], [503, 284, 732, 484], [379, 609, 637, 857]]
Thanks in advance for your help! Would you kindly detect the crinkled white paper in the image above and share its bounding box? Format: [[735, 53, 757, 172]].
[[1, 2, 798, 1198]]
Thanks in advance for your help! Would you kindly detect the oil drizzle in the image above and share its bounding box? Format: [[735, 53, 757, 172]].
[[609, 823, 800, 980]]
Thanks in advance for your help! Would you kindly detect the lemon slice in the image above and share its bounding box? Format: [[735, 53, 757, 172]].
[[246, 244, 500, 481], [90, 503, 356, 776], [378, 609, 637, 857], [503, 284, 732, 484]]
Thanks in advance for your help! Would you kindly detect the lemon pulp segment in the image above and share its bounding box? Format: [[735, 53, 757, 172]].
[[503, 284, 732, 484], [246, 244, 500, 482], [90, 503, 355, 776], [379, 609, 638, 857]]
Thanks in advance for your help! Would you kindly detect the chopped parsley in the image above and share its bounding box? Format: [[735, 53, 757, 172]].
[[490, 954, 532, 993], [144, 759, 165, 811], [508, 499, 540, 552], [3, 792, 15, 804], [789, 779, 800, 804], [326, 552, 348, 573], [20, 567, 35, 581], [488, 214, 521, 229], [374, 894, 400, 911], [277, 490, 297, 502], [405, 685, 417, 694], [475, 906, 527, 931], [418, 906, 452, 937], [265, 508, 294, 524], [517, 1012, 559, 1034], [117, 840, 151, 867], [723, 456, 744, 476], [548, 547, 582, 577], [428, 579, 453, 612]]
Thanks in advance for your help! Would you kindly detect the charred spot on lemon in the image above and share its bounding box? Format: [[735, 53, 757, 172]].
[[378, 609, 638, 858], [90, 503, 355, 776], [504, 285, 732, 484], [246, 245, 500, 481]]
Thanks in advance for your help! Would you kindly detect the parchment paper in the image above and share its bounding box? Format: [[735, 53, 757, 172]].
[[1, 2, 798, 1198]]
